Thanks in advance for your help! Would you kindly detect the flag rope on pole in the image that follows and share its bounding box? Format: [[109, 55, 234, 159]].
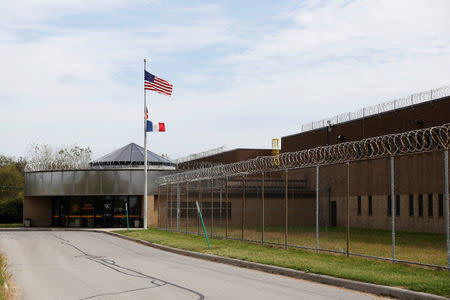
[[144, 58, 148, 229]]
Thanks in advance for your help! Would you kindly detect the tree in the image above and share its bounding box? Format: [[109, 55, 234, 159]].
[[0, 154, 27, 175], [0, 155, 24, 223], [27, 143, 92, 171], [0, 155, 24, 200]]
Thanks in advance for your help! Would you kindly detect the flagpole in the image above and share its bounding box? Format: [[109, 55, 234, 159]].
[[143, 58, 148, 229]]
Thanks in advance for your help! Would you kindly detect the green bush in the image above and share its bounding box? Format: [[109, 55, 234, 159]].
[[0, 197, 23, 223]]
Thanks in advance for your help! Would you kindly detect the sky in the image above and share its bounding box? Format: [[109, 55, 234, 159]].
[[1, 0, 450, 161]]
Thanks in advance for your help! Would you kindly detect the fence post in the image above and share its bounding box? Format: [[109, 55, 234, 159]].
[[391, 156, 396, 263], [219, 182, 222, 234], [226, 177, 229, 239], [346, 162, 350, 257], [211, 179, 214, 237], [157, 185, 161, 229], [166, 185, 169, 231], [444, 149, 449, 270], [170, 184, 174, 230], [186, 182, 189, 234], [176, 184, 180, 232], [316, 165, 319, 254], [198, 181, 201, 235], [242, 176, 246, 241], [262, 172, 265, 245], [285, 169, 288, 249]]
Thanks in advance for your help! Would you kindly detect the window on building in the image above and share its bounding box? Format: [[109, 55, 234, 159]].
[[368, 196, 373, 216], [438, 194, 444, 217], [114, 196, 127, 216], [428, 194, 433, 217], [114, 196, 128, 227], [418, 194, 423, 217], [357, 196, 361, 216], [128, 196, 141, 216], [387, 195, 392, 216], [409, 195, 414, 216], [395, 195, 400, 216]]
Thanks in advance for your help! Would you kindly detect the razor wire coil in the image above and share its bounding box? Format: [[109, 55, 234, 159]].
[[157, 123, 450, 185]]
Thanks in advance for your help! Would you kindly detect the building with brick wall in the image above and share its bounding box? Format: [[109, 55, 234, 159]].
[[165, 88, 450, 233]]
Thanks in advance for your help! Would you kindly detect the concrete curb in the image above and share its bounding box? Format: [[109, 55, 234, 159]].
[[99, 231, 447, 300]]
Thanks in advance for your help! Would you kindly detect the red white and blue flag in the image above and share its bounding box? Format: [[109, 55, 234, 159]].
[[146, 120, 165, 132], [145, 70, 173, 96]]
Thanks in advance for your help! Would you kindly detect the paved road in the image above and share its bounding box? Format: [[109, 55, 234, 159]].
[[0, 231, 381, 300]]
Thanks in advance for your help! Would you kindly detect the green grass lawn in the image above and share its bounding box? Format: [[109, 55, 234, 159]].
[[0, 223, 22, 228], [0, 253, 11, 300], [115, 228, 450, 297], [165, 222, 447, 266], [0, 255, 4, 300]]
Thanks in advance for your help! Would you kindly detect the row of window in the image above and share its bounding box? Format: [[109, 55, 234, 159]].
[[52, 196, 141, 228], [356, 194, 445, 217]]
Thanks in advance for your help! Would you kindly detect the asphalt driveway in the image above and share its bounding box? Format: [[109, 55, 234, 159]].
[[0, 231, 381, 299]]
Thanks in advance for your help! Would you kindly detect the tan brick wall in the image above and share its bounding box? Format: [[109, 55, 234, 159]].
[[141, 195, 157, 227]]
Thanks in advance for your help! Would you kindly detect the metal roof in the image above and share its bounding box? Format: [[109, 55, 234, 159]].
[[90, 143, 175, 167]]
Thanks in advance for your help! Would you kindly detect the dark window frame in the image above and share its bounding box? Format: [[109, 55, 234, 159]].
[[357, 196, 361, 216], [387, 195, 392, 216], [438, 194, 444, 217], [409, 194, 414, 216], [368, 195, 373, 216], [428, 194, 433, 217], [395, 195, 400, 216], [418, 194, 423, 217]]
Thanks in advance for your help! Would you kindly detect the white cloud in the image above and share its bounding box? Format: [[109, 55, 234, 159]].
[[1, 0, 450, 160], [0, 0, 140, 24]]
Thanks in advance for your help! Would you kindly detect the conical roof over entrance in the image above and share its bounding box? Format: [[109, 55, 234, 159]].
[[90, 143, 175, 167]]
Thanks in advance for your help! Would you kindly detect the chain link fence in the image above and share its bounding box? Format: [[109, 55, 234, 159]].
[[157, 123, 450, 270], [301, 85, 450, 132]]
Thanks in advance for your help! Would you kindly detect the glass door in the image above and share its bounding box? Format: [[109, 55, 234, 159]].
[[114, 196, 127, 227], [81, 197, 95, 228], [52, 198, 67, 227], [69, 197, 82, 227], [128, 196, 141, 227], [52, 197, 69, 227], [102, 196, 114, 227]]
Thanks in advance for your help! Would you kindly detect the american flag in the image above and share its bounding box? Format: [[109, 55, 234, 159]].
[[145, 70, 173, 96]]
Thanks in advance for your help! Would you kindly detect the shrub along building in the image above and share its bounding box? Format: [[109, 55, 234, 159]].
[[157, 86, 450, 234], [24, 143, 176, 227]]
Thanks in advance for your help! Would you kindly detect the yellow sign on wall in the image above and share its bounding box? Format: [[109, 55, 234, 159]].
[[272, 138, 280, 166]]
